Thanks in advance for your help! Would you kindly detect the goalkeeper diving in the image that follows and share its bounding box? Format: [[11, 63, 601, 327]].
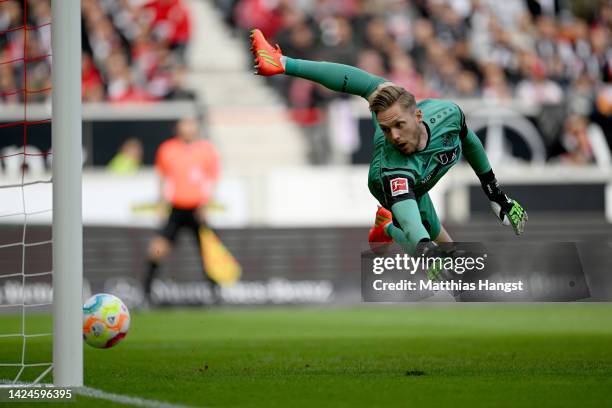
[[250, 29, 527, 257]]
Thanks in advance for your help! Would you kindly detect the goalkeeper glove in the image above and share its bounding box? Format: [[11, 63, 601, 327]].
[[479, 170, 528, 236], [415, 241, 472, 299], [415, 241, 458, 282]]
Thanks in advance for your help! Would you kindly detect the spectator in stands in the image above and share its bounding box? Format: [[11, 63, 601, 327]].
[[141, 0, 192, 62], [455, 70, 480, 98], [567, 73, 597, 116], [482, 63, 513, 101], [0, 0, 194, 104], [587, 26, 610, 82], [364, 17, 397, 57], [388, 53, 430, 100], [19, 31, 51, 103], [233, 0, 284, 42], [549, 114, 611, 168], [319, 16, 359, 67], [0, 0, 21, 36], [145, 44, 180, 100], [104, 50, 152, 103], [516, 52, 563, 104], [131, 30, 158, 79], [357, 49, 386, 78], [0, 62, 19, 104], [85, 15, 126, 67], [217, 0, 610, 164], [410, 18, 435, 74], [82, 52, 104, 102], [30, 0, 51, 55], [277, 20, 317, 61]]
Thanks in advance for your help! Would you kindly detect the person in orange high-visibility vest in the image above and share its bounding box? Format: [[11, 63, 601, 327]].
[[144, 117, 220, 305]]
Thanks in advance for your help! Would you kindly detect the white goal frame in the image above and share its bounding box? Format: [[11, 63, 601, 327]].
[[51, 0, 83, 387]]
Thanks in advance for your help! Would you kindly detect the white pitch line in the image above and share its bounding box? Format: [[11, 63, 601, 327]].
[[77, 386, 197, 408]]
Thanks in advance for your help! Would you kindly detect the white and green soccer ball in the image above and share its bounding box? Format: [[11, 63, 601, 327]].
[[83, 293, 130, 349]]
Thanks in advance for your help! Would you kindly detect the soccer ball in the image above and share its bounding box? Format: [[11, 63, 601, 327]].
[[82, 293, 130, 349]]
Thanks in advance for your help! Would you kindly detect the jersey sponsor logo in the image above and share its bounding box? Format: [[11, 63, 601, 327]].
[[390, 178, 409, 196], [436, 146, 459, 165]]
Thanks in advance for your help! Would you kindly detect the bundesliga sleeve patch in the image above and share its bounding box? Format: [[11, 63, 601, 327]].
[[390, 177, 409, 196]]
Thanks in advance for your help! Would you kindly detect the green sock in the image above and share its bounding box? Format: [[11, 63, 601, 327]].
[[385, 223, 418, 255], [284, 57, 387, 99]]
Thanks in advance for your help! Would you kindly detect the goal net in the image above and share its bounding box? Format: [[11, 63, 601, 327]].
[[0, 0, 82, 387]]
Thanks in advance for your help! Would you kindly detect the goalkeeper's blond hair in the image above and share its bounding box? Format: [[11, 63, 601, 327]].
[[369, 84, 417, 114]]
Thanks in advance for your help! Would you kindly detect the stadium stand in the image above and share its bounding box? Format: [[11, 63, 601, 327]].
[[215, 0, 611, 165], [0, 0, 195, 104], [1, 0, 307, 172], [188, 1, 306, 172]]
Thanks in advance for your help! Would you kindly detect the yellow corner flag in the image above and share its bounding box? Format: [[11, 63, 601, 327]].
[[199, 228, 242, 286]]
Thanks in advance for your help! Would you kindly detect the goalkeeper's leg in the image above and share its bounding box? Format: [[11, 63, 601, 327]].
[[368, 206, 393, 255], [250, 28, 386, 99], [383, 223, 451, 247], [434, 225, 452, 243]]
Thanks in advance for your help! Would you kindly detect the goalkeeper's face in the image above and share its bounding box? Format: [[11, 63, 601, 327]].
[[377, 103, 423, 155]]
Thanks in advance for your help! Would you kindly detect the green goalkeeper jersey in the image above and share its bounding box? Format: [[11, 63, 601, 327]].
[[282, 56, 496, 250], [368, 99, 466, 209], [283, 56, 490, 211]]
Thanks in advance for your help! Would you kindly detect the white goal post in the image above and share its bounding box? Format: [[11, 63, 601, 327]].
[[51, 0, 83, 387]]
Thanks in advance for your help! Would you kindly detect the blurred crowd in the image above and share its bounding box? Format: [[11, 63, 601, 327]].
[[217, 0, 611, 165], [0, 0, 194, 104]]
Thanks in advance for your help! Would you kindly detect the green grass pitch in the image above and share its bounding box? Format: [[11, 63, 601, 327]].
[[1, 304, 611, 407]]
